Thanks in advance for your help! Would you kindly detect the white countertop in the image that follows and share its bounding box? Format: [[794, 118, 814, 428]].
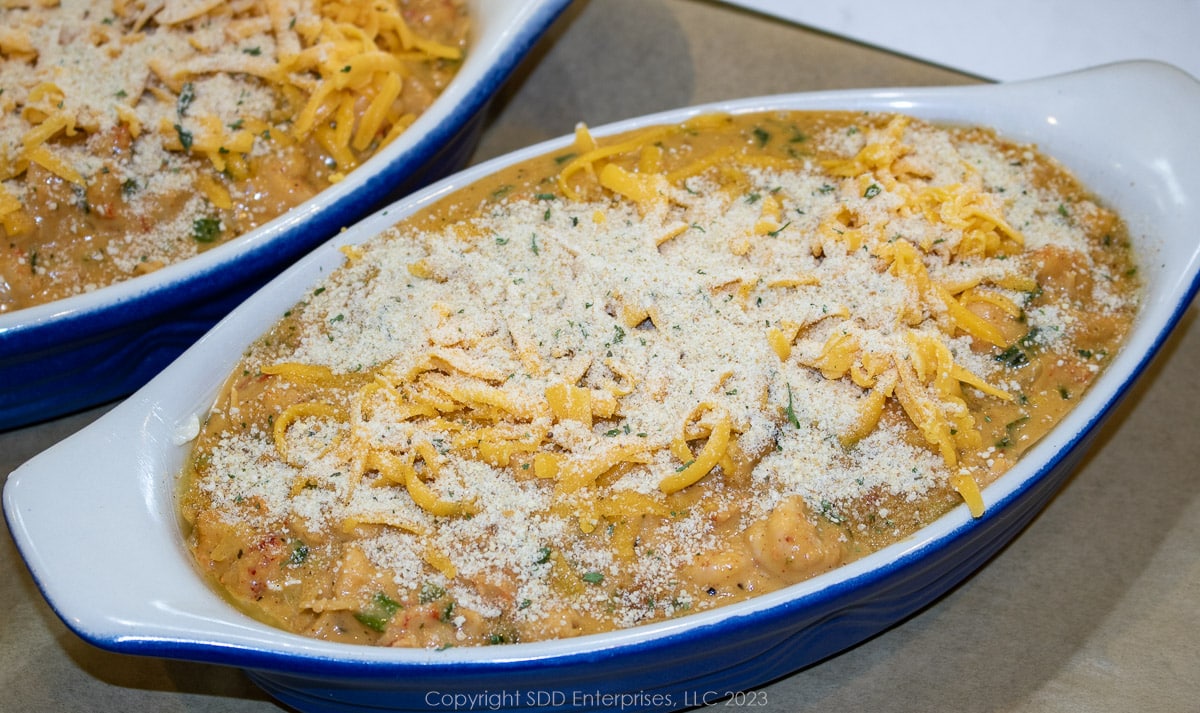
[[725, 0, 1200, 81]]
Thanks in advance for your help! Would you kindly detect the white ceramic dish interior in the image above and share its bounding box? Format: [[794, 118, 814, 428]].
[[0, 0, 571, 429], [6, 61, 1200, 713]]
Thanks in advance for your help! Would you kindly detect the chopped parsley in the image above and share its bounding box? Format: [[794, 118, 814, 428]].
[[191, 216, 221, 242], [767, 220, 792, 237], [174, 124, 194, 151], [994, 344, 1029, 368], [785, 383, 801, 428], [419, 582, 446, 604], [176, 82, 195, 116], [287, 542, 309, 566], [353, 592, 401, 632]]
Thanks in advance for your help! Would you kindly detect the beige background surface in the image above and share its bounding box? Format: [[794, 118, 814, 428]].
[[3, 1, 1198, 711]]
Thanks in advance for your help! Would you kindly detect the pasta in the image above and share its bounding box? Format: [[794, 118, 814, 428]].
[[0, 0, 469, 312], [179, 110, 1139, 646]]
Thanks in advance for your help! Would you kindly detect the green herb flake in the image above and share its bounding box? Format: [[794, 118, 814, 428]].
[[174, 123, 194, 151], [287, 542, 309, 566], [995, 344, 1028, 368], [785, 383, 801, 428], [419, 582, 446, 604], [1018, 327, 1043, 349], [819, 500, 843, 523], [581, 571, 604, 585], [864, 183, 882, 199], [176, 82, 195, 116], [353, 592, 401, 632], [767, 220, 791, 238], [191, 216, 221, 243]]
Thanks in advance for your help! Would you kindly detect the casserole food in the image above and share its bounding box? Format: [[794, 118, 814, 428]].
[[177, 109, 1138, 646], [1, 0, 470, 313], [6, 62, 1200, 712], [0, 0, 571, 429]]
